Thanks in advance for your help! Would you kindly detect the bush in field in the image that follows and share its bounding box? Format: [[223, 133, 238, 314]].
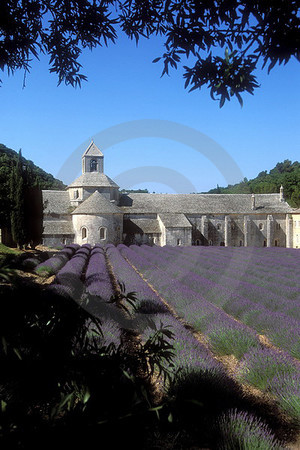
[[207, 326, 261, 360], [217, 409, 283, 450], [237, 348, 298, 391], [269, 374, 300, 425]]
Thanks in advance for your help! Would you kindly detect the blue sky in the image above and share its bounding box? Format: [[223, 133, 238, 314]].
[[1, 32, 299, 193]]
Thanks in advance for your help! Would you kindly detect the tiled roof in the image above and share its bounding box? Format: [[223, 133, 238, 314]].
[[124, 218, 161, 234], [67, 172, 119, 189], [43, 220, 74, 235], [119, 193, 295, 214], [71, 191, 121, 214], [82, 141, 104, 157], [42, 190, 70, 215], [158, 213, 192, 228]]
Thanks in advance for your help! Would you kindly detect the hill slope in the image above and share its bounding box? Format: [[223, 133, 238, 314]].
[[0, 144, 66, 229], [207, 159, 300, 207]]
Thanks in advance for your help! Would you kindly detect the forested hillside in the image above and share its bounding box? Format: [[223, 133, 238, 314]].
[[0, 144, 65, 190], [0, 144, 66, 244], [207, 160, 300, 207]]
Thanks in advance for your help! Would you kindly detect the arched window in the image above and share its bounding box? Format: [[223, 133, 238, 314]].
[[263, 240, 267, 247], [99, 227, 106, 240], [90, 159, 98, 172], [274, 239, 278, 247], [239, 240, 243, 247], [209, 240, 213, 246], [82, 227, 87, 239], [196, 239, 200, 246], [220, 241, 225, 246], [73, 189, 79, 199], [177, 239, 182, 246], [217, 223, 221, 230], [259, 223, 264, 230]]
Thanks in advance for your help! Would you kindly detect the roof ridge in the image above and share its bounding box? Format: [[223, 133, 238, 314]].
[[82, 140, 104, 157]]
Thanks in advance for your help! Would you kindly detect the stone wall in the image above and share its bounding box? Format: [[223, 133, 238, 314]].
[[165, 227, 192, 246], [72, 213, 123, 246]]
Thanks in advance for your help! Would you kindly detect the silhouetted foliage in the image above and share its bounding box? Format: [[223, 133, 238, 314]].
[[0, 1, 299, 106]]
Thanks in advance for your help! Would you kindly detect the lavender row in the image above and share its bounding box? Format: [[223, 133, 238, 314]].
[[120, 245, 263, 360], [55, 245, 90, 285], [160, 245, 300, 296], [127, 246, 300, 422], [133, 245, 300, 359], [168, 245, 300, 283], [34, 243, 80, 276], [84, 248, 114, 300], [159, 245, 300, 284], [137, 312, 226, 385], [107, 245, 169, 315], [145, 245, 300, 305], [236, 347, 300, 424]]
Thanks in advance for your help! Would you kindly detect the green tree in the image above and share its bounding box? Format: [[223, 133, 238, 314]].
[[8, 151, 44, 249], [207, 159, 300, 206], [10, 150, 26, 249], [291, 188, 300, 207], [24, 178, 44, 249], [0, 1, 299, 106]]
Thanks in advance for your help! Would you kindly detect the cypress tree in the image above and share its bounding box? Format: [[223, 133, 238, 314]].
[[24, 176, 44, 249], [10, 150, 26, 249]]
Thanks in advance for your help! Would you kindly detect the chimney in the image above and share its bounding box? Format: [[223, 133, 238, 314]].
[[251, 193, 255, 210], [280, 185, 284, 202]]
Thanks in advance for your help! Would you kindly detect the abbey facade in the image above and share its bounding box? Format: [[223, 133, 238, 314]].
[[42, 142, 300, 248]]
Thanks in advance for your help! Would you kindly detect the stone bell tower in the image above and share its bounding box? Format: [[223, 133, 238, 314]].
[[82, 140, 104, 174]]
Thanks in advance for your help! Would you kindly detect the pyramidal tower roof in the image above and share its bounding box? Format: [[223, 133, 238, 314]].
[[82, 140, 104, 157]]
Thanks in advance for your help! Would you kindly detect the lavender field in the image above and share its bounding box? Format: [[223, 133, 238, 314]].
[[35, 243, 300, 447]]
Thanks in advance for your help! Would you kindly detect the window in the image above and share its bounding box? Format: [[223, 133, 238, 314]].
[[259, 223, 264, 230], [82, 227, 87, 239], [263, 240, 267, 247], [239, 240, 243, 246], [73, 190, 79, 199], [177, 239, 182, 246], [274, 239, 278, 247], [276, 223, 281, 230], [90, 159, 98, 172], [196, 239, 200, 246], [217, 223, 221, 230], [62, 238, 67, 245], [99, 227, 106, 240], [220, 241, 225, 246], [209, 240, 213, 246]]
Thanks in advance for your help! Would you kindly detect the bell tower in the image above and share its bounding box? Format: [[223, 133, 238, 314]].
[[82, 140, 104, 174]]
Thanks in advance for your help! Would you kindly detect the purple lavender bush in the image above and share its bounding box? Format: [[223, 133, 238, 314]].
[[216, 408, 283, 449], [34, 246, 76, 276], [85, 251, 113, 300], [237, 347, 298, 391], [268, 373, 300, 425]]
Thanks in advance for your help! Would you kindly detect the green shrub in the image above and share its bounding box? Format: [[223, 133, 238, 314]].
[[237, 348, 298, 391], [207, 327, 260, 359], [34, 265, 55, 277]]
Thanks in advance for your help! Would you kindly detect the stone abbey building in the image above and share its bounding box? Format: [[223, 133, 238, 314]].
[[42, 142, 300, 248]]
